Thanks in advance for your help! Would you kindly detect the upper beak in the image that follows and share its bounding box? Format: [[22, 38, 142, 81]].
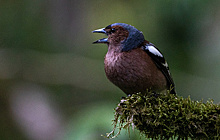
[[92, 28, 106, 34], [92, 28, 108, 44]]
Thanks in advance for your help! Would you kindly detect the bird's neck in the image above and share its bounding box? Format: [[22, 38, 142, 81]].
[[107, 44, 123, 54], [107, 39, 149, 54]]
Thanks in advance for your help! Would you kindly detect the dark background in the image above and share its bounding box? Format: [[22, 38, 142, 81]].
[[1, 1, 220, 140]]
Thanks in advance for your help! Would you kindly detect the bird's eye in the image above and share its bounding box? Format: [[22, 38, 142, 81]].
[[111, 28, 116, 33]]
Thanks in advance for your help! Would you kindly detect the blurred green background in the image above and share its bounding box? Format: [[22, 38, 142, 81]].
[[1, 0, 220, 140]]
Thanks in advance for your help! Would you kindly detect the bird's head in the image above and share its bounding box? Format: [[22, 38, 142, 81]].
[[93, 23, 145, 51]]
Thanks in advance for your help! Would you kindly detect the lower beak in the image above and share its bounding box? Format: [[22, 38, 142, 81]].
[[92, 38, 108, 44], [92, 28, 109, 44]]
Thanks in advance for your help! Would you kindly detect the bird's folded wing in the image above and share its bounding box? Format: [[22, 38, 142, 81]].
[[142, 43, 176, 94]]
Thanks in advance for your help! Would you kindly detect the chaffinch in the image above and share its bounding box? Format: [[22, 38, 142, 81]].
[[93, 23, 176, 96]]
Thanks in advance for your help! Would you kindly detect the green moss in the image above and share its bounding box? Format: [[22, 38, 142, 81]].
[[106, 92, 220, 139]]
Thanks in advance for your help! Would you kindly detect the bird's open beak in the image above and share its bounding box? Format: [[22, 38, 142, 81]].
[[92, 28, 108, 44]]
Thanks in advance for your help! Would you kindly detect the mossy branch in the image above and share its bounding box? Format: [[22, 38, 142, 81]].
[[105, 92, 220, 139]]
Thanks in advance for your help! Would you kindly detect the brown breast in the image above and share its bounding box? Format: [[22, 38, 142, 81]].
[[104, 47, 167, 95]]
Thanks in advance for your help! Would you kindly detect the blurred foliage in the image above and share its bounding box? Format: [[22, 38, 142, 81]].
[[0, 0, 220, 140]]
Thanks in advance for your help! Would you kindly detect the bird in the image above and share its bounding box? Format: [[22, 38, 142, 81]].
[[92, 23, 176, 96]]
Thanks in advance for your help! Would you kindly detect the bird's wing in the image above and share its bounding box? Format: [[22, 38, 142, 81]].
[[142, 43, 176, 94]]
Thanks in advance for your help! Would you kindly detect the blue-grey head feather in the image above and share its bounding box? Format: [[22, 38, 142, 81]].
[[111, 23, 145, 52]]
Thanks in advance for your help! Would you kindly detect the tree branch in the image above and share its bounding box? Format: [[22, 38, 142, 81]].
[[105, 92, 220, 139]]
